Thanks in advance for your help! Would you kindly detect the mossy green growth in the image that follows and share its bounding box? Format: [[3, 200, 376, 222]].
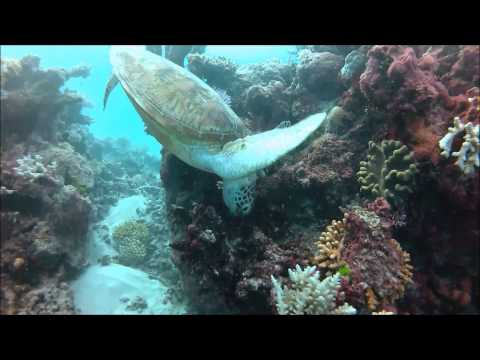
[[357, 140, 417, 207], [67, 174, 89, 196], [75, 183, 89, 196], [338, 264, 351, 277], [112, 220, 149, 266]]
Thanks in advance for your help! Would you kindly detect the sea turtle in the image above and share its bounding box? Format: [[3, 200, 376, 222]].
[[104, 46, 326, 215]]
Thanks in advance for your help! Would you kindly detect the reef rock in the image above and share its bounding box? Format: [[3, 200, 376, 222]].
[[296, 50, 344, 100], [0, 56, 94, 314]]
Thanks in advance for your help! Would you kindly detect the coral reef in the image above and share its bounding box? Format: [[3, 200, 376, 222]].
[[146, 45, 206, 67], [440, 46, 480, 96], [439, 95, 479, 175], [271, 265, 356, 315], [112, 220, 149, 266], [295, 49, 344, 100], [357, 140, 418, 207], [340, 49, 367, 85], [1, 55, 91, 145], [311, 200, 413, 313], [186, 51, 347, 131], [2, 45, 479, 314], [187, 53, 239, 90], [359, 46, 452, 115], [1, 56, 93, 314]]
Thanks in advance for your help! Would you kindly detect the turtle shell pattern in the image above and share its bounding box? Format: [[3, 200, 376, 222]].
[[110, 46, 248, 146]]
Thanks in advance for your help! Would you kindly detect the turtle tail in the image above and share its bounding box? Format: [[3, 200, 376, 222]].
[[103, 74, 119, 110]]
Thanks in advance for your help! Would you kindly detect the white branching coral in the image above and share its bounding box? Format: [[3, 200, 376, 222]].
[[439, 116, 479, 175], [13, 154, 57, 180], [271, 265, 356, 315]]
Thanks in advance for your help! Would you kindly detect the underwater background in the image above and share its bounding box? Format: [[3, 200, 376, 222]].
[[0, 45, 478, 314], [2, 45, 297, 156]]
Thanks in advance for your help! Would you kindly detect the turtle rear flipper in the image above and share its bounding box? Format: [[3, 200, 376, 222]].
[[103, 74, 119, 110], [222, 174, 258, 215]]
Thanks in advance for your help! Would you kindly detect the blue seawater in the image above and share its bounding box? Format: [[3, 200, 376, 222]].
[[1, 45, 296, 156]]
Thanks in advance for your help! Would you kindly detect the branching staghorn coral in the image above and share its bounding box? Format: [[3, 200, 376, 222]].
[[357, 140, 417, 207], [112, 220, 149, 266], [271, 265, 356, 315], [439, 97, 480, 175]]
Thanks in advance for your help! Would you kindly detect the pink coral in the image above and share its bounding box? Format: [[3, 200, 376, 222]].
[[360, 45, 453, 114], [336, 203, 413, 312], [441, 46, 480, 96]]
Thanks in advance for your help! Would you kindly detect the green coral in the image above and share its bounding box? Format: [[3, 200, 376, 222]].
[[112, 220, 149, 266], [65, 173, 89, 196], [357, 140, 417, 207], [338, 264, 351, 277]]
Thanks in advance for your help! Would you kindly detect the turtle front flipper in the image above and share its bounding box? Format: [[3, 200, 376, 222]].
[[211, 112, 326, 215], [212, 112, 326, 180], [103, 74, 119, 110]]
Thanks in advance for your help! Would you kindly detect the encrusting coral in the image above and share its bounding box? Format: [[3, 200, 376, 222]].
[[357, 140, 418, 207], [271, 265, 356, 315], [311, 200, 413, 312], [439, 96, 480, 175], [112, 220, 149, 266]]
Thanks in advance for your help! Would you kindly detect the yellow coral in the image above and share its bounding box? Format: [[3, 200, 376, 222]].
[[312, 219, 346, 273], [112, 220, 149, 266], [388, 238, 414, 301], [366, 288, 379, 311]]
